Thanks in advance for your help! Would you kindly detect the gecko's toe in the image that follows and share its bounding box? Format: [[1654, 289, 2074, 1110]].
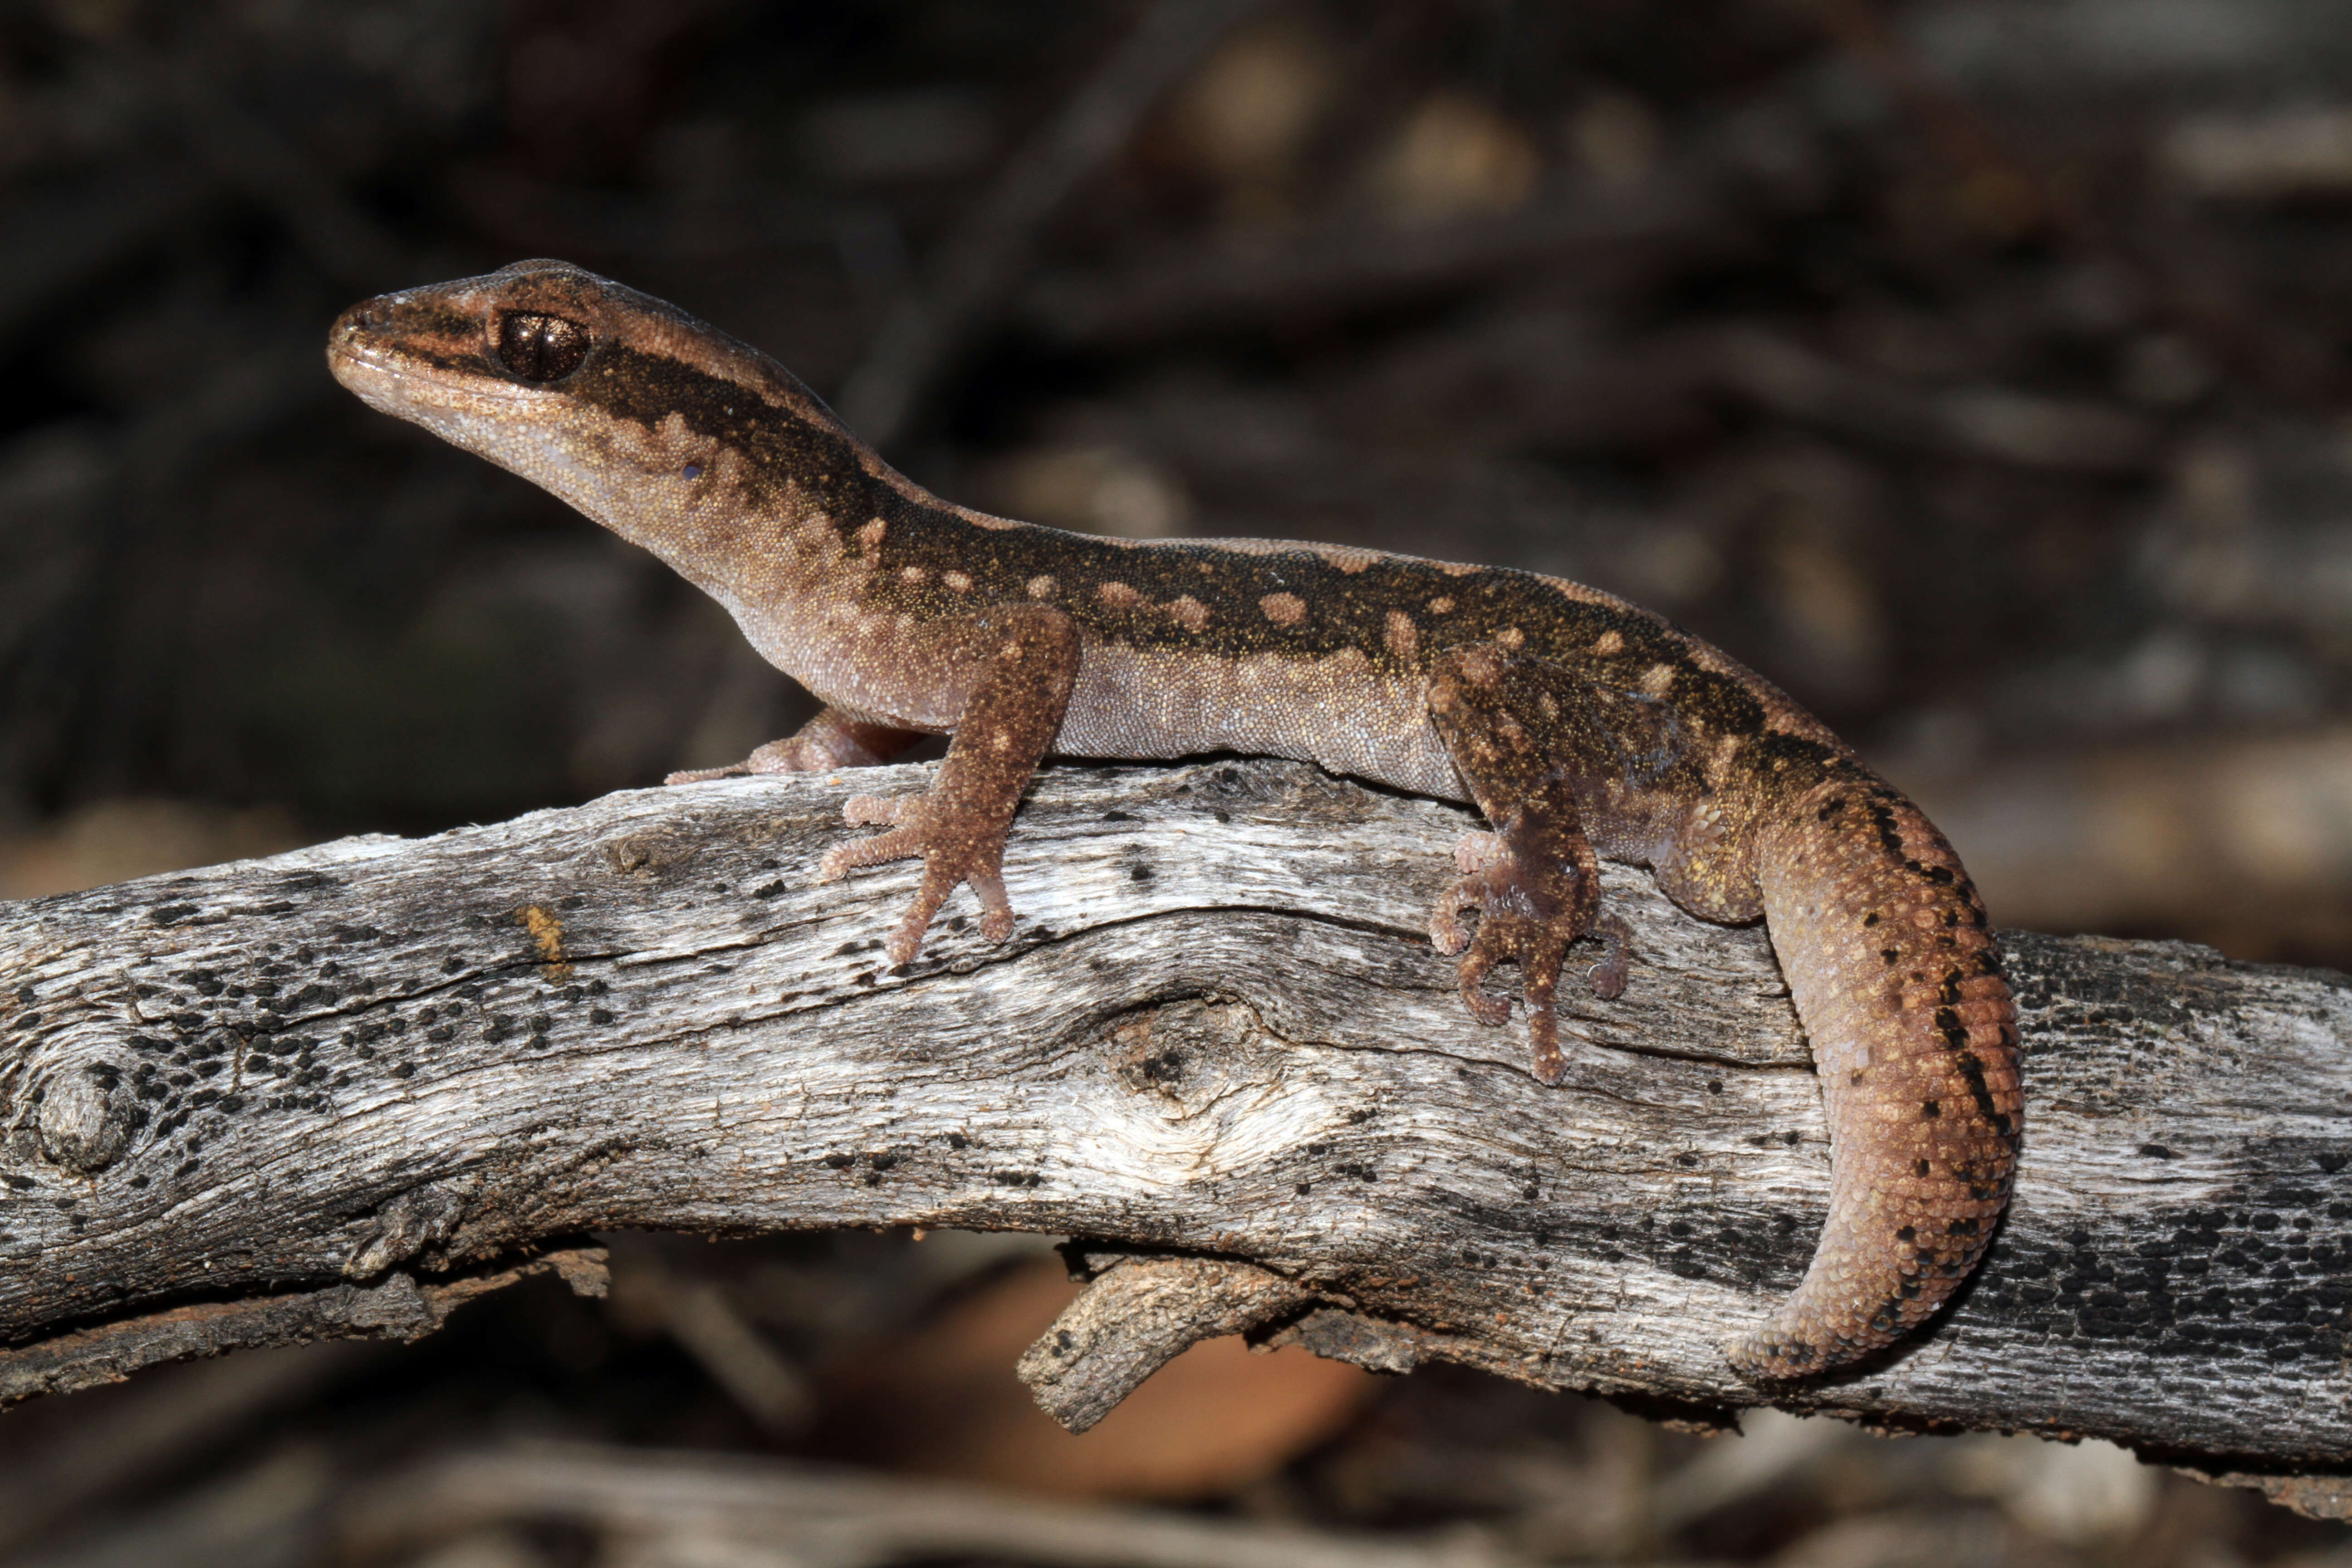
[[842, 793, 912, 828], [1526, 1003, 1567, 1085], [664, 764, 747, 785]]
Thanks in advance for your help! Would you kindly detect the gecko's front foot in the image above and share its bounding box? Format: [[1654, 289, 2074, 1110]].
[[812, 607, 1078, 969], [664, 737, 808, 785], [664, 712, 922, 785], [1429, 819, 1621, 1085], [818, 792, 1016, 965]]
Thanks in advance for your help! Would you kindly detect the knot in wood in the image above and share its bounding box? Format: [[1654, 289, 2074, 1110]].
[[37, 1068, 130, 1174]]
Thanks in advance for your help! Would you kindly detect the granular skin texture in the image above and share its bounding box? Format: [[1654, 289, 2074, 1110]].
[[326, 260, 2024, 1379]]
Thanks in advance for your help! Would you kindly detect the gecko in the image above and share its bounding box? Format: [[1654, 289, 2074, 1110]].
[[326, 259, 2022, 1380]]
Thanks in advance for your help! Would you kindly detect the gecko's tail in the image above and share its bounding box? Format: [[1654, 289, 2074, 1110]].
[[1724, 774, 2023, 1380]]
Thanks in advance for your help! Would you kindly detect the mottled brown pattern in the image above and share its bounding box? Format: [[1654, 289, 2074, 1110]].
[[327, 260, 2022, 1379]]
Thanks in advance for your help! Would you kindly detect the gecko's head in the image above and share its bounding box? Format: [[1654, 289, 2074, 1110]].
[[331, 259, 682, 427], [328, 259, 859, 541]]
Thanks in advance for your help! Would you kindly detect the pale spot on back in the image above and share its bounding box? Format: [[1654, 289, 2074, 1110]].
[[1260, 592, 1306, 626], [1593, 629, 1624, 656], [944, 570, 972, 592], [1028, 574, 1058, 599], [1098, 581, 1142, 608], [1640, 662, 1677, 698], [1384, 609, 1418, 661], [1306, 543, 1380, 574], [900, 566, 928, 585], [1429, 595, 1456, 614], [1496, 626, 1525, 650], [1169, 595, 1210, 633], [856, 518, 886, 551]]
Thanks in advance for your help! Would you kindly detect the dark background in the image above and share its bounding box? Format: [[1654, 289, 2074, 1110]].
[[1, 1, 2349, 1563]]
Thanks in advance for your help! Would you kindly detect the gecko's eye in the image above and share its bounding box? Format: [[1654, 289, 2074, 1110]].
[[495, 311, 590, 382]]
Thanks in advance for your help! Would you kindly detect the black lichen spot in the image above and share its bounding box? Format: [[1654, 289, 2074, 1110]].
[[1916, 1158, 1932, 1177], [823, 1153, 853, 1169], [752, 880, 785, 899], [392, 1062, 417, 1079], [1922, 1100, 1941, 1119], [1129, 865, 1154, 882], [590, 1008, 616, 1025], [946, 1132, 969, 1149]]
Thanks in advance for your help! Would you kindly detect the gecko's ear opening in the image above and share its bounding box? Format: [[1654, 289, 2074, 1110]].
[[496, 310, 591, 382]]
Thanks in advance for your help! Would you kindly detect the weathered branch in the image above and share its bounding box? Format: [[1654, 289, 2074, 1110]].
[[2, 760, 2347, 1509]]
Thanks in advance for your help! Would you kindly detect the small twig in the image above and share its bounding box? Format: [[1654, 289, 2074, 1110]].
[[0, 1248, 608, 1408], [1019, 1253, 1313, 1432]]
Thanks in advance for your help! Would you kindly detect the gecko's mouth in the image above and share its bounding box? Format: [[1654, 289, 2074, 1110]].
[[325, 333, 546, 416]]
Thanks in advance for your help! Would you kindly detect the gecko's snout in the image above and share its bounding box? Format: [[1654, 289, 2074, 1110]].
[[327, 294, 408, 362]]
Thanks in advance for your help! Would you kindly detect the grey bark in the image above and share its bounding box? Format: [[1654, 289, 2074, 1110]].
[[0, 760, 2347, 1513]]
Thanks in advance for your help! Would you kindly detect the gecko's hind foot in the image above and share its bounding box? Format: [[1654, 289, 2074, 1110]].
[[1431, 829, 1600, 1084]]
